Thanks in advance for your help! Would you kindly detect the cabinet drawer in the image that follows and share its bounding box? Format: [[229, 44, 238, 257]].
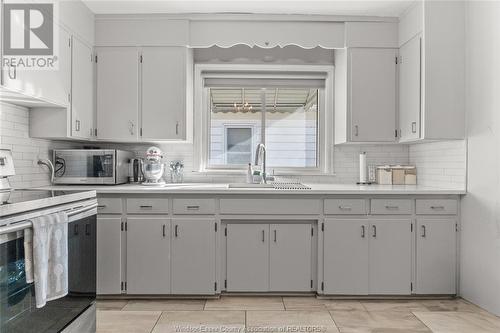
[[220, 199, 320, 215], [97, 197, 122, 214], [324, 199, 367, 215], [173, 199, 216, 215], [416, 200, 458, 215], [370, 199, 412, 215], [126, 198, 169, 214]]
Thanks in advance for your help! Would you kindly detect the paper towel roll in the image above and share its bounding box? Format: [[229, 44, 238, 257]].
[[359, 152, 367, 183]]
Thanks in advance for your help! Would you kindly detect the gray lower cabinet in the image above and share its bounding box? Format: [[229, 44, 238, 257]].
[[269, 224, 312, 292], [369, 219, 412, 294], [97, 216, 122, 295], [416, 218, 457, 294], [226, 223, 312, 292], [171, 219, 217, 294], [126, 217, 170, 294], [226, 224, 269, 292], [323, 219, 369, 295], [323, 218, 412, 295]]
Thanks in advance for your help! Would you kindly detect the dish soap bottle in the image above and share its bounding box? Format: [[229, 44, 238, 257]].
[[246, 163, 253, 183]]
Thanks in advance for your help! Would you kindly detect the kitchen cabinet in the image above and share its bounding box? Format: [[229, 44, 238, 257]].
[[416, 218, 456, 294], [334, 48, 397, 144], [171, 219, 217, 294], [96, 216, 122, 295], [126, 217, 170, 294], [226, 224, 269, 292], [141, 47, 188, 140], [323, 218, 412, 295], [96, 47, 139, 141], [71, 36, 95, 139], [323, 219, 369, 295], [2, 25, 71, 107], [269, 224, 312, 292], [369, 219, 412, 294], [398, 34, 421, 142]]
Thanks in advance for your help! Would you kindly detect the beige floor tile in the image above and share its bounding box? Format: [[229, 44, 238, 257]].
[[96, 300, 129, 311], [361, 300, 428, 312], [96, 310, 161, 333], [151, 310, 245, 333], [413, 311, 500, 333], [283, 297, 328, 310], [122, 299, 206, 311], [330, 310, 430, 333], [247, 310, 339, 333], [323, 300, 365, 312], [205, 296, 285, 310], [419, 299, 486, 313]]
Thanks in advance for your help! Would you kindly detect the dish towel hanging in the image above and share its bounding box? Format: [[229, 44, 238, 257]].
[[24, 211, 69, 308]]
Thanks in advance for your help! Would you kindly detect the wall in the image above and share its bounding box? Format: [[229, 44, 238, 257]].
[[409, 140, 467, 189], [460, 0, 500, 316], [0, 103, 78, 188]]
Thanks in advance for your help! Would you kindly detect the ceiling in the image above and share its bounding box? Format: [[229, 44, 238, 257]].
[[83, 0, 414, 17]]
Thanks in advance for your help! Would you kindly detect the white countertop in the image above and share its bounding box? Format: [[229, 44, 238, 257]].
[[38, 183, 466, 195]]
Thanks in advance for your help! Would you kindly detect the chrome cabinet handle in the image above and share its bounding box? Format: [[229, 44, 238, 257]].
[[162, 224, 166, 238], [430, 206, 445, 210], [421, 225, 426, 238], [139, 205, 153, 209], [175, 225, 179, 237], [339, 206, 352, 210], [75, 120, 81, 131], [361, 225, 365, 238], [274, 230, 277, 242], [97, 205, 106, 209], [372, 225, 377, 238], [85, 224, 91, 236], [175, 121, 179, 135], [262, 230, 265, 242], [411, 122, 417, 133], [354, 125, 359, 137], [186, 205, 200, 210], [385, 205, 399, 210]]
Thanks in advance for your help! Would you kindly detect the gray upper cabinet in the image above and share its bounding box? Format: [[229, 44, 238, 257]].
[[416, 218, 457, 294], [335, 48, 398, 144], [96, 216, 122, 295], [96, 47, 140, 141], [323, 219, 369, 295], [141, 47, 189, 141], [226, 224, 269, 292], [171, 219, 216, 294], [126, 217, 170, 294], [398, 34, 422, 142], [369, 219, 412, 294], [269, 224, 312, 292]]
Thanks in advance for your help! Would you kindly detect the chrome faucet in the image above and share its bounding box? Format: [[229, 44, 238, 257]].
[[254, 143, 267, 184]]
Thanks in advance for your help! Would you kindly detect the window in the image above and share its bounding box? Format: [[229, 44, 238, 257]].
[[195, 65, 333, 174]]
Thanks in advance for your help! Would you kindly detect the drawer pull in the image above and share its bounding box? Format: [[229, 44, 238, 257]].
[[361, 225, 365, 238], [175, 225, 179, 237], [430, 206, 445, 210], [139, 205, 153, 209], [372, 225, 377, 238], [97, 205, 107, 209], [385, 205, 399, 210], [262, 230, 265, 242], [274, 230, 277, 242], [186, 205, 200, 210], [338, 206, 352, 210], [162, 224, 166, 238], [421, 225, 426, 238]]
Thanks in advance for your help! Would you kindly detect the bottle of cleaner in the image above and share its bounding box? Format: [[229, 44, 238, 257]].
[[246, 163, 254, 183]]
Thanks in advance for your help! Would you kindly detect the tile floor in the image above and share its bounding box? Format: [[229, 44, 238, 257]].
[[96, 297, 500, 333]]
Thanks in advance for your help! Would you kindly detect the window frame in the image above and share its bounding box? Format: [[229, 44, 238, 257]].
[[194, 64, 334, 175]]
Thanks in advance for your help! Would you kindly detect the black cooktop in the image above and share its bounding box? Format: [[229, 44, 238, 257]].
[[0, 189, 83, 205]]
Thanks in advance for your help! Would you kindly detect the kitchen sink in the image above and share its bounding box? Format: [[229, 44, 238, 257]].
[[228, 183, 275, 189]]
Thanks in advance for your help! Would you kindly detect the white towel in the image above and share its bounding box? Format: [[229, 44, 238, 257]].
[[24, 212, 69, 308]]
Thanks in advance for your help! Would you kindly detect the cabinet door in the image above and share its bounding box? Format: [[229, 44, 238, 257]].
[[369, 219, 412, 294], [226, 224, 269, 292], [97, 216, 122, 294], [269, 224, 312, 292], [3, 25, 71, 106], [96, 47, 139, 140], [171, 219, 216, 294], [141, 47, 186, 140], [71, 36, 94, 139], [323, 219, 369, 295], [126, 217, 170, 294], [399, 35, 422, 142], [349, 48, 397, 142], [416, 219, 456, 294]]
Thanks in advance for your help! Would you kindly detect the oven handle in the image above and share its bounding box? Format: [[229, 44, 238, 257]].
[[0, 203, 98, 235]]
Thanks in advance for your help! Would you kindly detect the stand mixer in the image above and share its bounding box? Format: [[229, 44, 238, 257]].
[[141, 146, 166, 186]]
